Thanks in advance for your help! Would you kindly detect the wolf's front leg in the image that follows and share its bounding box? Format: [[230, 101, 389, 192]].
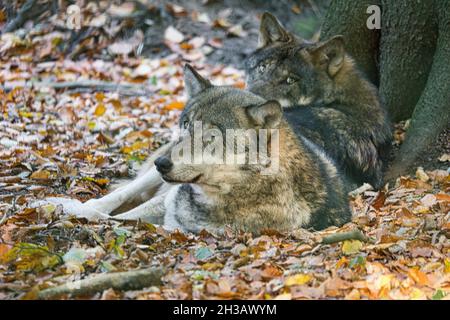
[[112, 192, 167, 224], [83, 166, 163, 215]]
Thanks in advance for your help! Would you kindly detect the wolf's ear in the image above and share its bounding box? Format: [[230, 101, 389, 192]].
[[259, 12, 290, 47], [309, 36, 345, 77], [184, 64, 212, 97], [247, 100, 282, 128]]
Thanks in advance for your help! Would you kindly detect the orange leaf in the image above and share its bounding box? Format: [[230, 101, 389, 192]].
[[408, 269, 429, 286], [261, 265, 283, 279], [164, 101, 185, 111], [30, 170, 50, 180], [95, 92, 105, 102], [0, 244, 12, 262], [436, 193, 450, 202], [233, 81, 246, 89]]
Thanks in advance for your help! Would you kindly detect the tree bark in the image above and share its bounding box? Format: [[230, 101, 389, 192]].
[[386, 1, 450, 179], [379, 0, 438, 122], [320, 0, 381, 85]]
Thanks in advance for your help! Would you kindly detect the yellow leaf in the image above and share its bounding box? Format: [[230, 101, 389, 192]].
[[410, 287, 427, 300], [94, 103, 106, 116], [342, 240, 363, 255], [444, 258, 450, 273], [285, 273, 312, 286], [130, 140, 150, 152], [201, 262, 223, 271], [87, 121, 96, 131], [19, 111, 33, 118], [3, 243, 61, 272], [38, 204, 56, 215], [336, 257, 348, 269], [121, 146, 132, 154]]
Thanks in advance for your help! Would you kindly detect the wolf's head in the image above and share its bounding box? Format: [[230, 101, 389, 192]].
[[154, 65, 282, 193], [245, 12, 350, 108]]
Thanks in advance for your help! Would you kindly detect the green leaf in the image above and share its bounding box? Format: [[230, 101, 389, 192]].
[[63, 248, 87, 265], [100, 261, 118, 273], [190, 270, 218, 281], [349, 255, 366, 268], [432, 289, 446, 300], [194, 247, 214, 261], [113, 227, 132, 237]]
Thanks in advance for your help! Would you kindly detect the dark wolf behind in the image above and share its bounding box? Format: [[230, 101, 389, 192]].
[[245, 13, 392, 188]]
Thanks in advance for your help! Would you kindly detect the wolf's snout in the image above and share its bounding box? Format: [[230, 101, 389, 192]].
[[155, 156, 173, 174]]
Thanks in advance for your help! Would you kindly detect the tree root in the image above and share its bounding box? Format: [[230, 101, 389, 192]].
[[37, 267, 164, 299], [321, 229, 369, 245]]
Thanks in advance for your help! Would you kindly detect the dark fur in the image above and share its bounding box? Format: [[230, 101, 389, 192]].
[[245, 13, 392, 188]]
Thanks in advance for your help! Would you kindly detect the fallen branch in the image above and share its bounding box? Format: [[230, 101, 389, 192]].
[[321, 229, 369, 245], [1, 80, 153, 96], [38, 267, 164, 299], [3, 0, 50, 34]]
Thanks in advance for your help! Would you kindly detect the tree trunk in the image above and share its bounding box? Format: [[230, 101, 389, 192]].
[[320, 0, 381, 85], [386, 1, 450, 179], [379, 0, 438, 122]]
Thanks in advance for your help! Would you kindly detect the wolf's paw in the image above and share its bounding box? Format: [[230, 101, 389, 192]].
[[33, 197, 111, 221]]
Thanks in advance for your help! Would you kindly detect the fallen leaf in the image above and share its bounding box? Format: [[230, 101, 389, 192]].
[[342, 240, 363, 255], [285, 273, 312, 286], [164, 26, 184, 43]]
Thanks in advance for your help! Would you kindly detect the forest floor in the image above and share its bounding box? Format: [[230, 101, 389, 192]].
[[0, 1, 449, 300]]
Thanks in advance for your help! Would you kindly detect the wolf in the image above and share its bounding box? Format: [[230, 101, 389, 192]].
[[43, 65, 351, 234], [245, 12, 392, 188]]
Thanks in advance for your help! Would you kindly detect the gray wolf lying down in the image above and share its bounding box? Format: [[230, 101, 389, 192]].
[[38, 65, 351, 234]]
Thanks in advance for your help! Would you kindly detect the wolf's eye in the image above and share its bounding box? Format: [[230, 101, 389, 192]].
[[183, 120, 189, 129], [286, 77, 297, 84], [258, 64, 266, 73]]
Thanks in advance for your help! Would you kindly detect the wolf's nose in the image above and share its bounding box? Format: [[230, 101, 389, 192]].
[[155, 156, 173, 174]]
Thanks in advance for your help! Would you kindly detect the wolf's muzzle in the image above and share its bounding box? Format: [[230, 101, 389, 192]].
[[155, 156, 173, 174]]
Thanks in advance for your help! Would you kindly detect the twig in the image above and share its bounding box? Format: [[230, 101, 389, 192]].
[[3, 0, 49, 34], [1, 80, 153, 96], [3, 0, 36, 33], [348, 183, 373, 197], [321, 229, 369, 245], [37, 267, 164, 299]]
